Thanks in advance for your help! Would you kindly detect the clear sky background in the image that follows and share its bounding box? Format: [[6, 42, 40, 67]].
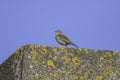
[[0, 0, 120, 63]]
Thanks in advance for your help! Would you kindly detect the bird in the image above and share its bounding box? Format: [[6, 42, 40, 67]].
[[55, 29, 79, 48]]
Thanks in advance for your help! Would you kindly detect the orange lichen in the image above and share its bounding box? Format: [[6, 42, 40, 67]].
[[31, 50, 39, 67], [96, 74, 103, 80], [83, 71, 88, 79], [104, 65, 113, 77], [85, 48, 89, 54], [79, 48, 82, 51], [112, 51, 117, 56], [52, 56, 57, 61], [59, 46, 66, 51], [72, 75, 78, 79], [72, 57, 82, 67], [13, 51, 21, 60], [94, 50, 98, 53], [13, 47, 23, 60], [104, 52, 112, 58], [61, 56, 71, 64], [80, 76, 84, 80], [49, 55, 57, 61], [41, 45, 47, 53], [47, 60, 55, 67], [49, 72, 57, 78]]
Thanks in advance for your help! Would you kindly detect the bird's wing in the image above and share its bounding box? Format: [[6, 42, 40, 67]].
[[59, 34, 72, 43]]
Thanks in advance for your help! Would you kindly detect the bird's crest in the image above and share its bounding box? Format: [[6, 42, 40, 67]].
[[55, 29, 62, 33]]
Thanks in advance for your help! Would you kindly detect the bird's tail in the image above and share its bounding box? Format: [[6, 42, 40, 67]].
[[71, 43, 79, 48]]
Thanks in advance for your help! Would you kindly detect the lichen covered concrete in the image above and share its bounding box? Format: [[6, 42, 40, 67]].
[[0, 44, 120, 80]]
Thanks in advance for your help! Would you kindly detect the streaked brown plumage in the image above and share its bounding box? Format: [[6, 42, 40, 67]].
[[55, 29, 79, 48]]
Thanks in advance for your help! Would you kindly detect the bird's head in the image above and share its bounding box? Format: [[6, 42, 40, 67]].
[[55, 29, 62, 34]]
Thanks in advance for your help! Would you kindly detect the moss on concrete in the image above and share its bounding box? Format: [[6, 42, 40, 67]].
[[0, 44, 120, 80]]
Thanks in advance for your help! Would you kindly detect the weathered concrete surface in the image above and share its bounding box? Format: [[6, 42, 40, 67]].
[[0, 44, 120, 80]]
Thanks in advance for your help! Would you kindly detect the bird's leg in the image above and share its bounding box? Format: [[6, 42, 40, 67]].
[[64, 44, 68, 48], [61, 44, 66, 48], [60, 44, 64, 47]]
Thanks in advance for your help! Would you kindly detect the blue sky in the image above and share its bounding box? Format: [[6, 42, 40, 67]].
[[0, 0, 120, 63]]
